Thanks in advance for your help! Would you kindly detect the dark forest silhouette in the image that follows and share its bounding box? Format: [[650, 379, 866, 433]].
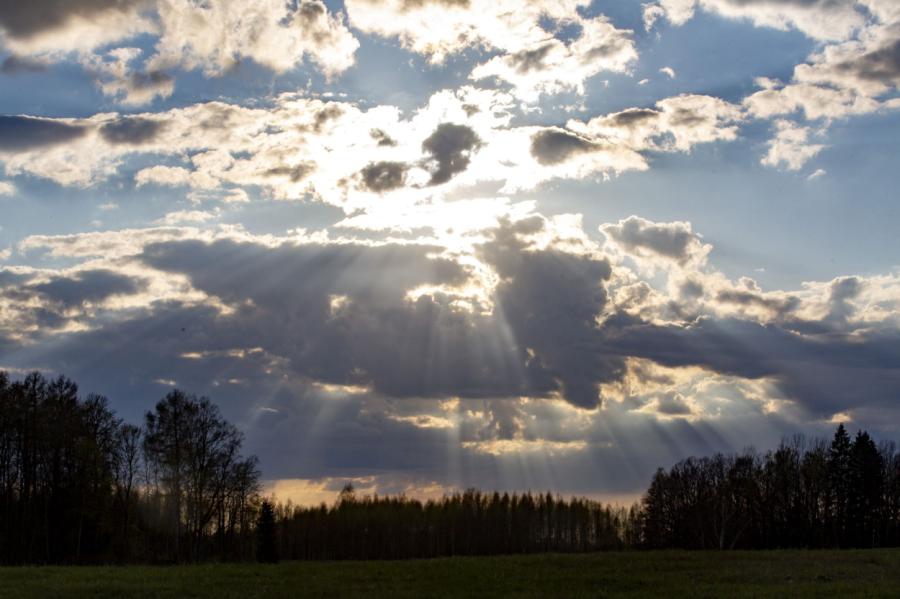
[[1, 371, 900, 563]]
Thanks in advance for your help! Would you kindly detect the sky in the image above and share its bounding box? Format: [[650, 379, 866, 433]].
[[1, 0, 900, 505]]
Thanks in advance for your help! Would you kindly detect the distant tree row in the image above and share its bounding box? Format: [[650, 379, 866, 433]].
[[271, 486, 641, 560], [641, 424, 900, 549], [0, 371, 260, 564]]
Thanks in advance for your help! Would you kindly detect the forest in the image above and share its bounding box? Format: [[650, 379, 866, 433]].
[[1, 371, 900, 564]]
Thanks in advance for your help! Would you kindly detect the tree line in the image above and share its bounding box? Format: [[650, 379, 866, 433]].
[[2, 370, 900, 563], [640, 424, 900, 550], [271, 486, 641, 560]]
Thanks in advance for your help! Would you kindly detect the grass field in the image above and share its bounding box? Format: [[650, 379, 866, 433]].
[[1, 550, 899, 598]]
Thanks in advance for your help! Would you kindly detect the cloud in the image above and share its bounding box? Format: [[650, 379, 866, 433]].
[[420, 123, 482, 185], [569, 94, 744, 153], [760, 120, 826, 170], [99, 116, 167, 145], [30, 268, 146, 309], [359, 161, 409, 193], [0, 181, 14, 196], [793, 25, 900, 97], [0, 1, 357, 102], [148, 0, 358, 78], [0, 115, 86, 152], [0, 0, 152, 55], [529, 128, 604, 166], [0, 55, 47, 74], [84, 48, 174, 106], [347, 0, 636, 100], [643, 0, 870, 41], [154, 209, 218, 225], [601, 216, 711, 267]]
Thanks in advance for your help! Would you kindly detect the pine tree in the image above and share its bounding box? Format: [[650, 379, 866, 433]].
[[257, 500, 278, 563], [828, 423, 852, 546]]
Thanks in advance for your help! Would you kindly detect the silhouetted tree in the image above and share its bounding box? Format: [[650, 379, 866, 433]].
[[257, 500, 278, 563]]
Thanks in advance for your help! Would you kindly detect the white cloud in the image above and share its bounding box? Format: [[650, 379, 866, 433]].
[[347, 0, 637, 100], [643, 0, 869, 41], [83, 47, 174, 106], [0, 181, 14, 196], [148, 0, 358, 78], [761, 120, 826, 171], [569, 93, 744, 153], [154, 209, 219, 225], [0, 0, 358, 104]]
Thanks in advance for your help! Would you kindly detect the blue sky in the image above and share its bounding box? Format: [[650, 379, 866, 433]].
[[1, 0, 899, 503]]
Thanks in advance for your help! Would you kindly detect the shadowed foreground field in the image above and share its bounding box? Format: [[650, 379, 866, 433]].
[[1, 550, 899, 598]]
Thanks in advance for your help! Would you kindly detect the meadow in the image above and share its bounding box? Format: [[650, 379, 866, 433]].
[[1, 550, 899, 598]]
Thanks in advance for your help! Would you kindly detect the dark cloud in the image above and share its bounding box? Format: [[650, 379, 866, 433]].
[[14, 223, 624, 409], [124, 69, 173, 93], [604, 313, 900, 417], [0, 0, 142, 40], [359, 161, 408, 192], [0, 115, 86, 152], [835, 37, 900, 85], [421, 123, 481, 185], [264, 162, 315, 182], [655, 393, 692, 416], [0, 55, 47, 74], [99, 117, 166, 145], [601, 216, 702, 264], [607, 108, 659, 128], [668, 107, 708, 128], [369, 128, 397, 147], [529, 128, 599, 165], [31, 269, 145, 309], [508, 43, 555, 74], [715, 289, 800, 317], [480, 219, 620, 408], [0, 269, 31, 288], [304, 104, 344, 133]]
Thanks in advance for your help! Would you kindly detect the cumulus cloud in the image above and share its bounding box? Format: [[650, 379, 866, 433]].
[[347, 0, 636, 100], [0, 180, 14, 196], [0, 0, 357, 105], [99, 116, 167, 145], [601, 216, 711, 267], [568, 94, 744, 153], [0, 0, 153, 56], [147, 0, 358, 78], [421, 123, 481, 185], [83, 47, 174, 106], [359, 161, 409, 193], [643, 0, 870, 41], [761, 120, 826, 170], [529, 128, 604, 166], [0, 115, 86, 152], [0, 55, 47, 74]]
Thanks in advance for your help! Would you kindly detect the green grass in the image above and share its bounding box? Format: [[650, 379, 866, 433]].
[[1, 550, 899, 598]]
